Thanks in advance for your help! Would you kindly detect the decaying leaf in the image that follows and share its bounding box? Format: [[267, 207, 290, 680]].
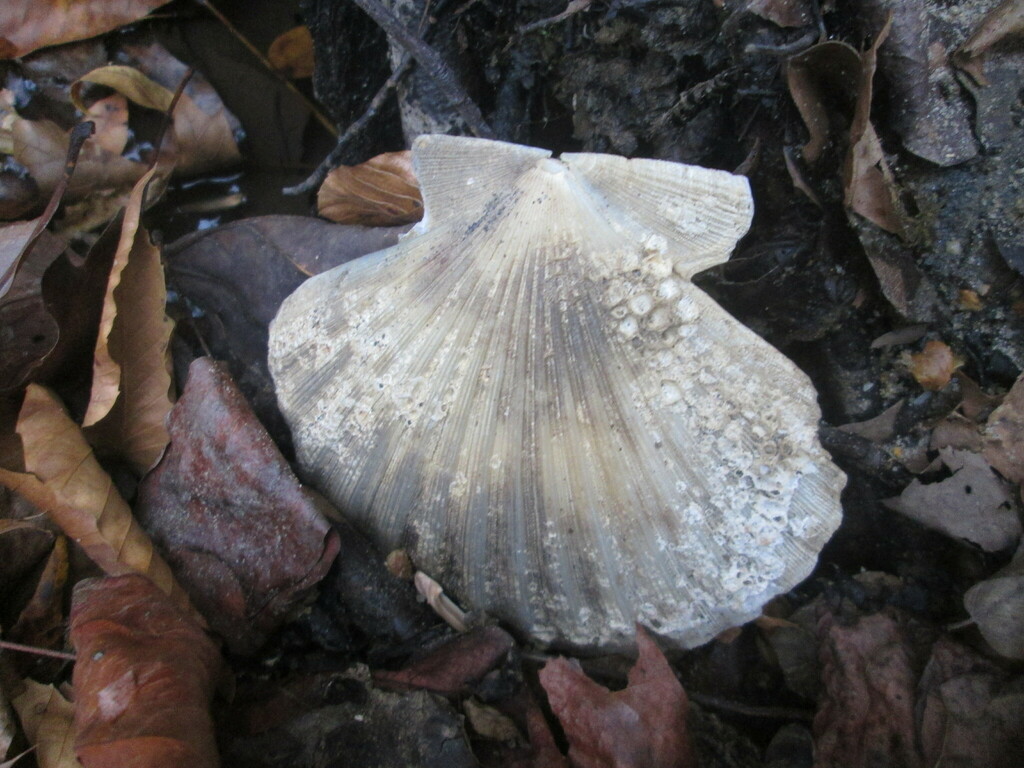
[[268, 26, 315, 79], [0, 0, 169, 59], [135, 357, 340, 654], [909, 339, 959, 391], [10, 681, 78, 768], [786, 42, 861, 164], [70, 574, 221, 768], [917, 638, 1024, 767], [883, 447, 1020, 552], [746, 0, 815, 29], [538, 626, 694, 768], [955, 0, 1024, 84], [317, 151, 423, 227], [8, 535, 68, 654], [963, 543, 1024, 659], [373, 626, 515, 695], [983, 373, 1024, 483], [0, 385, 191, 611], [81, 167, 174, 475], [813, 610, 920, 768]]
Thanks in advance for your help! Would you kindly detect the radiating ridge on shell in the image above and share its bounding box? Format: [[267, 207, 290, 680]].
[[269, 135, 846, 650]]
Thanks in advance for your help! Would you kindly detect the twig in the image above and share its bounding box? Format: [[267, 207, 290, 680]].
[[347, 0, 494, 139], [414, 570, 469, 631], [648, 67, 737, 137], [517, 0, 592, 36], [688, 692, 815, 721], [284, 58, 413, 196], [194, 0, 339, 138], [0, 640, 77, 662]]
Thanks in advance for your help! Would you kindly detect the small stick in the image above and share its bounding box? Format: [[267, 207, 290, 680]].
[[414, 570, 468, 632], [195, 0, 339, 138], [284, 58, 413, 196], [347, 0, 494, 139], [688, 692, 814, 721], [517, 0, 592, 36], [0, 640, 76, 662]]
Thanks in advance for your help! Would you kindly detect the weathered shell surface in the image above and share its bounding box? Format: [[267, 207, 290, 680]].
[[269, 135, 845, 650]]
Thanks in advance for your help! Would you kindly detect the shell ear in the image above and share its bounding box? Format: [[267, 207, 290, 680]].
[[412, 135, 551, 229], [561, 153, 754, 279]]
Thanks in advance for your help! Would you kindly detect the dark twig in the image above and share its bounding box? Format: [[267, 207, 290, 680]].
[[688, 692, 815, 721], [346, 0, 494, 139], [648, 68, 737, 138], [284, 58, 413, 196], [0, 640, 77, 662]]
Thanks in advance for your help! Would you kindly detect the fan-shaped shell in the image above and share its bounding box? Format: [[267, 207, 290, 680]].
[[269, 135, 845, 650]]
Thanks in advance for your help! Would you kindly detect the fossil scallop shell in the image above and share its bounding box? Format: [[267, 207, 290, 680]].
[[269, 135, 845, 650]]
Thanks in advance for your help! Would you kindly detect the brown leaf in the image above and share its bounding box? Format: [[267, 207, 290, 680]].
[[963, 543, 1024, 659], [538, 625, 694, 768], [268, 26, 315, 79], [81, 167, 174, 475], [883, 447, 1020, 551], [83, 95, 129, 156], [917, 638, 1024, 767], [372, 626, 515, 695], [909, 339, 959, 391], [318, 151, 424, 227], [812, 611, 922, 768], [10, 681, 79, 768], [0, 0, 169, 60], [0, 385, 191, 611], [843, 18, 909, 237], [70, 574, 221, 768], [746, 0, 816, 28], [955, 0, 1024, 84], [135, 358, 340, 654], [982, 373, 1024, 483], [837, 400, 903, 443], [8, 535, 68, 654], [786, 41, 860, 164]]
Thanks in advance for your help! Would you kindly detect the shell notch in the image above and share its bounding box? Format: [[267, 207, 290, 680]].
[[269, 135, 846, 651]]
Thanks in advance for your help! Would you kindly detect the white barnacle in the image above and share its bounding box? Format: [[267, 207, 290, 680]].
[[269, 135, 845, 651]]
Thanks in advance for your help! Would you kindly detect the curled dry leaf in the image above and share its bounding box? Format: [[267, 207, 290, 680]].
[[538, 626, 694, 768], [81, 167, 174, 475], [0, 385, 191, 612], [963, 543, 1024, 659], [70, 575, 221, 768], [812, 611, 920, 768], [268, 26, 315, 79], [317, 150, 424, 227], [0, 0, 169, 59], [909, 339, 960, 391], [10, 681, 78, 768], [955, 0, 1024, 84], [883, 447, 1020, 551], [135, 358, 340, 654]]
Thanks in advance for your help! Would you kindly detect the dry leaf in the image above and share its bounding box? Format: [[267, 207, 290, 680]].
[[746, 0, 815, 28], [883, 447, 1020, 551], [917, 638, 1024, 767], [813, 611, 921, 768], [268, 26, 315, 79], [318, 151, 424, 227], [0, 0, 169, 59], [464, 698, 523, 743], [538, 625, 694, 768], [81, 167, 174, 474], [70, 65, 175, 114], [982, 373, 1024, 483], [10, 681, 79, 768], [83, 95, 129, 155], [0, 385, 191, 611], [963, 543, 1024, 659], [372, 626, 515, 695], [955, 0, 1024, 84], [837, 400, 903, 443], [844, 18, 908, 237], [135, 358, 339, 654], [909, 340, 959, 391], [70, 575, 221, 768]]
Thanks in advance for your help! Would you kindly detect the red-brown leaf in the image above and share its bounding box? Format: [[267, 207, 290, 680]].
[[70, 574, 221, 768], [538, 626, 694, 768], [135, 357, 340, 654]]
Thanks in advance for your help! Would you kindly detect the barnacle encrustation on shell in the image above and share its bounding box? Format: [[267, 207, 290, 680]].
[[269, 135, 846, 650]]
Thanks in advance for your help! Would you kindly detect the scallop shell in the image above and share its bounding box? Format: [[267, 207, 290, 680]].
[[269, 135, 845, 650]]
